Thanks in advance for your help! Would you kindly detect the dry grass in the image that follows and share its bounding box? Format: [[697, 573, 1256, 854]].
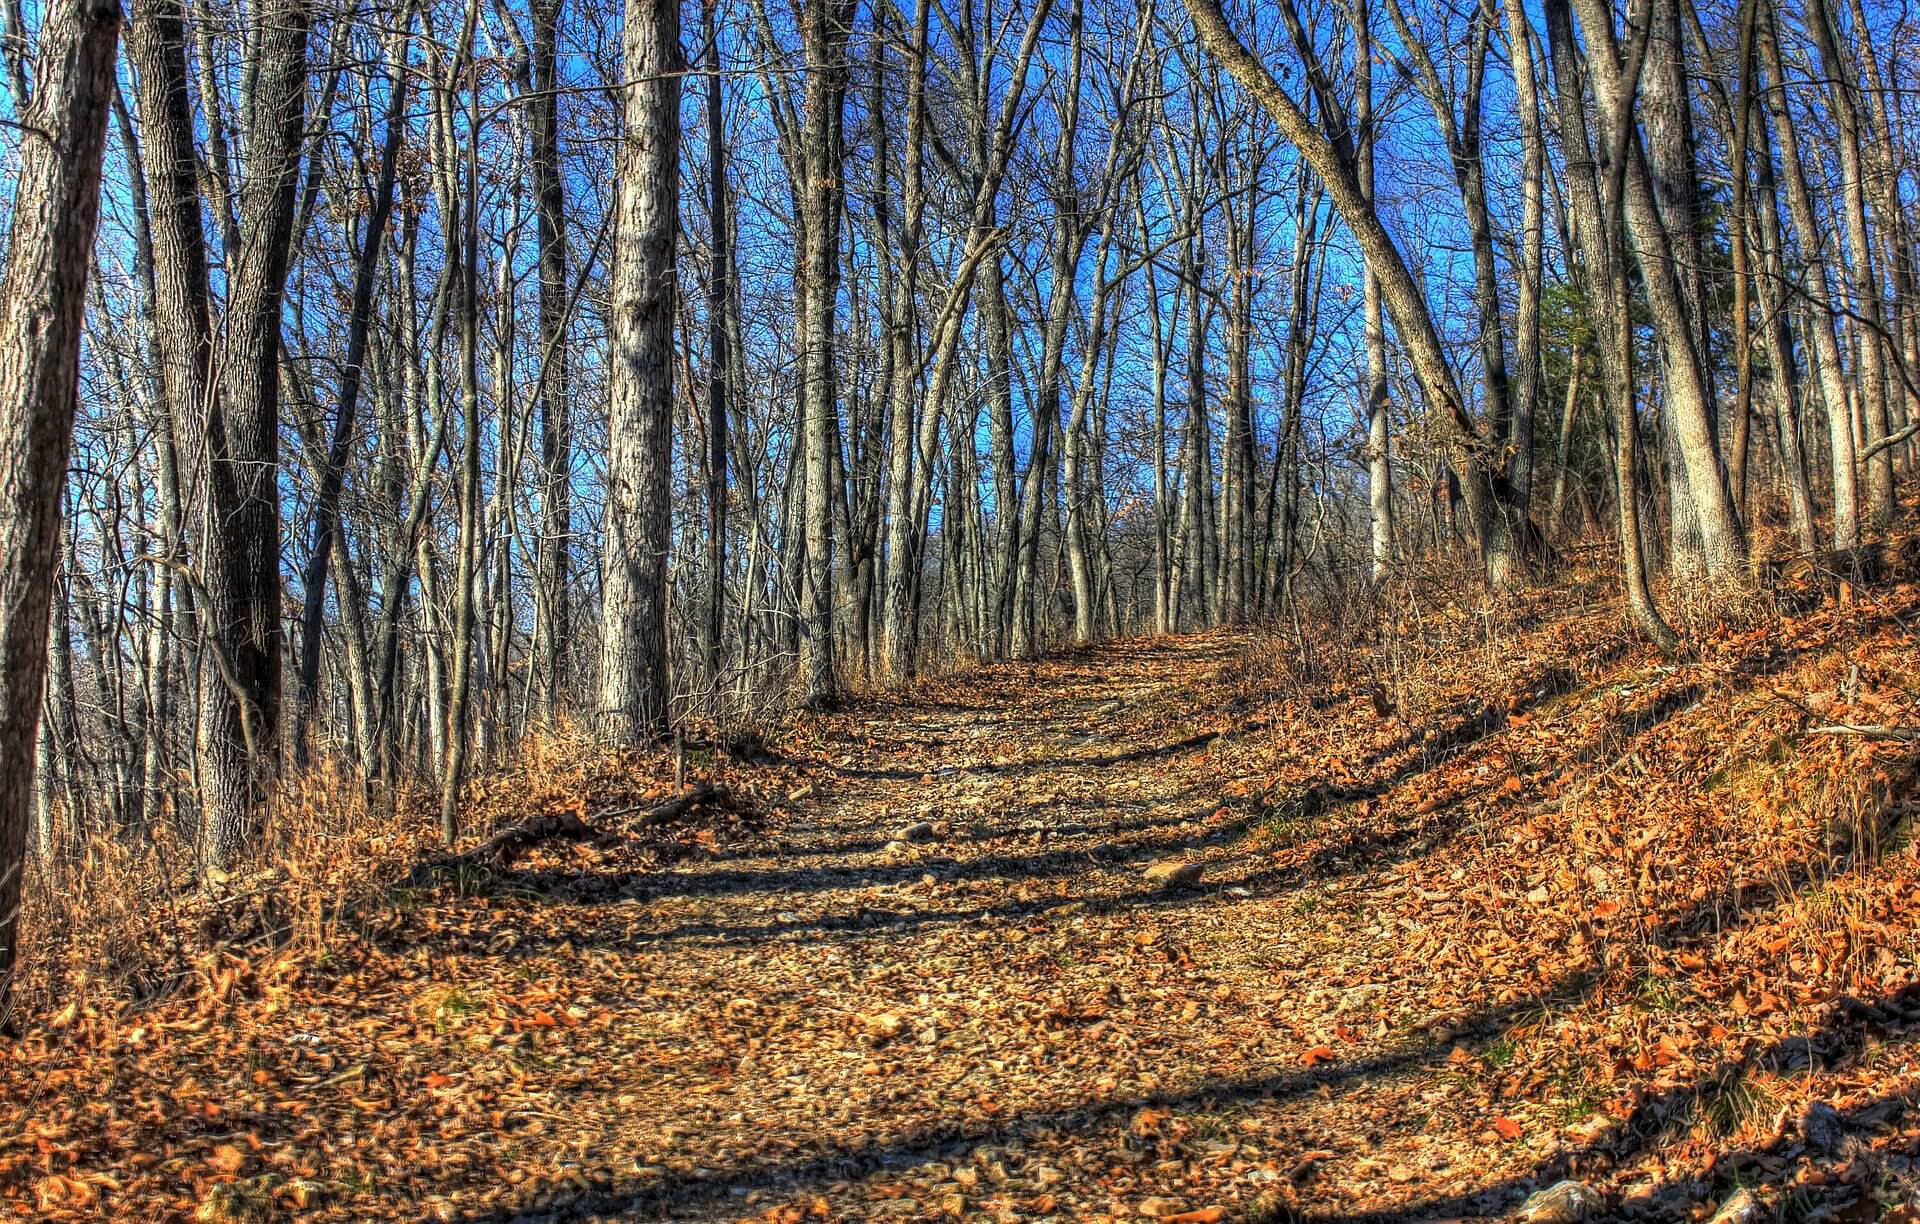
[[13, 719, 706, 1028], [17, 761, 435, 1025]]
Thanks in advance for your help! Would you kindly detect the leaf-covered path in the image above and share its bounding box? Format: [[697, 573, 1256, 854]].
[[526, 630, 1496, 1224], [11, 598, 1920, 1223]]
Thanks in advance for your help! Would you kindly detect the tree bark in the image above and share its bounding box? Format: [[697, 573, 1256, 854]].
[[530, 0, 573, 720], [0, 0, 120, 1016], [598, 0, 682, 741], [198, 0, 312, 868], [796, 0, 853, 706]]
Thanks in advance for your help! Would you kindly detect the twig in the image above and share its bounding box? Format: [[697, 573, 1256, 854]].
[[1809, 724, 1919, 742]]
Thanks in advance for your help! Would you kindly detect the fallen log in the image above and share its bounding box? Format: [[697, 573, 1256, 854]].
[[412, 811, 596, 880], [607, 782, 727, 829]]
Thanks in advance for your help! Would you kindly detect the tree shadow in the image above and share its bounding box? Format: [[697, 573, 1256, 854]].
[[389, 766, 1501, 960], [698, 799, 1225, 865], [1286, 983, 1920, 1223], [450, 880, 1917, 1224], [457, 1005, 1516, 1223], [374, 610, 1920, 1221]]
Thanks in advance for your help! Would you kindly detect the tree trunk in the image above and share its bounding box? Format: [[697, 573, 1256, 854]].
[[598, 0, 682, 740], [1544, 0, 1679, 651], [1351, 0, 1392, 584], [1184, 0, 1512, 586], [1639, 0, 1710, 578], [1757, 0, 1859, 556], [440, 14, 484, 843], [293, 8, 409, 763], [1804, 0, 1896, 532], [1503, 0, 1544, 524], [530, 0, 572, 721], [197, 0, 312, 869], [702, 0, 730, 684], [796, 0, 853, 706], [0, 0, 120, 1016], [1568, 0, 1746, 581]]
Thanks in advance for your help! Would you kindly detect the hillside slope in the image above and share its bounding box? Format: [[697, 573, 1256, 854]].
[[6, 575, 1919, 1223]]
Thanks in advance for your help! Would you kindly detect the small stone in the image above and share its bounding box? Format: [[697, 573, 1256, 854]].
[[1707, 1188, 1761, 1224], [281, 1179, 325, 1209], [896, 820, 937, 842], [1143, 859, 1203, 887], [863, 1012, 907, 1043], [1516, 1180, 1603, 1223], [1799, 1099, 1843, 1153]]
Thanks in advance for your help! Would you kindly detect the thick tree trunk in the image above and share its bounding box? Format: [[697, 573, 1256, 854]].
[[878, 0, 929, 682], [0, 0, 120, 1016], [1639, 0, 1710, 578], [598, 0, 682, 741], [197, 0, 312, 869], [1568, 0, 1746, 582]]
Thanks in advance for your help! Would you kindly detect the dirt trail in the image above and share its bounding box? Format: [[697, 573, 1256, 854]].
[[25, 607, 1917, 1223], [504, 633, 1533, 1223]]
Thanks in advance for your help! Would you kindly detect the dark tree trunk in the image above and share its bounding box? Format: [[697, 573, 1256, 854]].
[[597, 0, 682, 741], [530, 0, 573, 720], [0, 0, 120, 1016]]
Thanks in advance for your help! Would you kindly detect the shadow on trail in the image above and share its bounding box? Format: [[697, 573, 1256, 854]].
[[806, 721, 1269, 781], [391, 787, 1476, 961], [1288, 984, 1920, 1223], [463, 1010, 1505, 1223], [414, 618, 1920, 1222], [699, 798, 1221, 865], [457, 873, 1920, 1224], [398, 630, 1797, 966]]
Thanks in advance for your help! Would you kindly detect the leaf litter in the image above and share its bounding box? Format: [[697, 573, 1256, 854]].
[[4, 574, 1920, 1222]]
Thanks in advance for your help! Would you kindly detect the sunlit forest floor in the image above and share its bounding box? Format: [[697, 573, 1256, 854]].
[[6, 551, 1920, 1222]]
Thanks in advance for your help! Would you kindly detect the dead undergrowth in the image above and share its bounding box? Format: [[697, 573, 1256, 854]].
[[4, 546, 1920, 1224]]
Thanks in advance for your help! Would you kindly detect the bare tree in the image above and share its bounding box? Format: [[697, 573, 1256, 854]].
[[597, 0, 683, 741], [0, 0, 120, 1012]]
